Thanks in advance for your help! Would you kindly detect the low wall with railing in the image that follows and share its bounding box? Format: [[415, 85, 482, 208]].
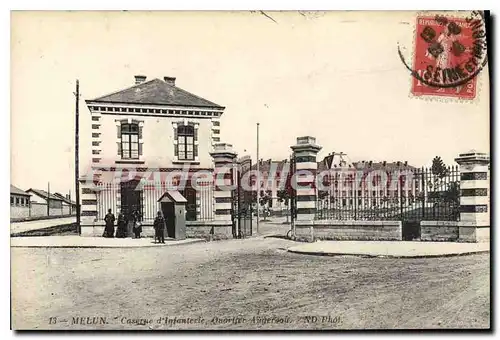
[[295, 220, 402, 242]]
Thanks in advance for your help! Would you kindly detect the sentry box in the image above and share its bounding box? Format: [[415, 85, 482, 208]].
[[157, 191, 187, 240]]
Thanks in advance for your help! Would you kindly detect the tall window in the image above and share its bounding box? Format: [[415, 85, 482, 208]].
[[121, 123, 139, 159], [177, 125, 195, 160]]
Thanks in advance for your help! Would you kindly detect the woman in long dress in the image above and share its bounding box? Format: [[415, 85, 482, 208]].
[[115, 212, 127, 238], [103, 209, 115, 238], [132, 210, 143, 239]]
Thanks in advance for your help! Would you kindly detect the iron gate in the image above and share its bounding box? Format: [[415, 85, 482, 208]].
[[232, 157, 253, 238], [289, 155, 298, 237]]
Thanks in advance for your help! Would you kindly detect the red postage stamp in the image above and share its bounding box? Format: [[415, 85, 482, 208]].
[[409, 13, 487, 100]]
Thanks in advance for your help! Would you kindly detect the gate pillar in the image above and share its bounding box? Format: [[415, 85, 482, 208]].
[[455, 150, 490, 243], [291, 136, 322, 240], [210, 143, 237, 223]]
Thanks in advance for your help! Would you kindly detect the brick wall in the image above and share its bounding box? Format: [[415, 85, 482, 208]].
[[295, 220, 402, 241]]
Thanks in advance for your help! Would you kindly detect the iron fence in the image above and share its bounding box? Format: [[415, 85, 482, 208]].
[[95, 181, 216, 224], [315, 165, 460, 222]]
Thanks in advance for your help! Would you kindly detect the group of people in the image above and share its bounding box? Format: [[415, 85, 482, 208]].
[[103, 209, 167, 243]]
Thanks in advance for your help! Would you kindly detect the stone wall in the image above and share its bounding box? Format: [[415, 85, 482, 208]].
[[420, 221, 459, 241], [81, 220, 234, 239], [295, 220, 402, 242], [420, 221, 489, 243], [10, 206, 30, 219], [186, 221, 233, 240], [81, 224, 155, 237], [458, 222, 490, 243], [11, 203, 73, 220]]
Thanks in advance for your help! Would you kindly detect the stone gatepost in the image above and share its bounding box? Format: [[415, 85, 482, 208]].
[[210, 143, 237, 222], [455, 150, 490, 243], [291, 136, 322, 240], [78, 173, 100, 236]]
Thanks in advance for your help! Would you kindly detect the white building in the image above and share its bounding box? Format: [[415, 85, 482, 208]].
[[80, 75, 223, 235], [10, 185, 31, 219]]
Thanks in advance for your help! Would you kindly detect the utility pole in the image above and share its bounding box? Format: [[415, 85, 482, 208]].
[[256, 122, 260, 234], [74, 80, 81, 234], [47, 182, 50, 216]]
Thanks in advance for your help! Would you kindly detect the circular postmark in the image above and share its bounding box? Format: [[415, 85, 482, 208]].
[[398, 11, 488, 97]]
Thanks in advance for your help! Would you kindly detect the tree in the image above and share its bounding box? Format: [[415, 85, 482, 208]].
[[444, 182, 460, 204], [277, 189, 291, 223], [259, 190, 272, 221], [431, 156, 449, 187]]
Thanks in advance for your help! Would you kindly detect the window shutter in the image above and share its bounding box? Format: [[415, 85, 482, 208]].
[[117, 142, 122, 156], [173, 125, 179, 157], [194, 126, 198, 142], [139, 126, 143, 139], [139, 143, 143, 156], [117, 125, 121, 139], [194, 144, 198, 158]]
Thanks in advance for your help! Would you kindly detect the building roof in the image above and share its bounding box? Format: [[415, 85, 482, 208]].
[[87, 78, 224, 109], [158, 191, 188, 203], [53, 192, 77, 205], [318, 153, 353, 171], [27, 188, 63, 201], [352, 161, 417, 171], [10, 185, 30, 197], [251, 159, 289, 172]]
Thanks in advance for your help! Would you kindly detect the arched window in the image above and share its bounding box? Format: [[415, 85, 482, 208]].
[[121, 123, 139, 159], [177, 125, 195, 160]]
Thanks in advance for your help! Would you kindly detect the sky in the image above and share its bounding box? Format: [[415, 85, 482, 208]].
[[11, 11, 490, 195]]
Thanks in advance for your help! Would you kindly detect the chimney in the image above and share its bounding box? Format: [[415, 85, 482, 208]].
[[134, 75, 147, 85], [164, 76, 176, 86]]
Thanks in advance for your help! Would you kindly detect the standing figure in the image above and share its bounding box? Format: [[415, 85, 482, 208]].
[[115, 212, 127, 238], [132, 210, 143, 239], [103, 209, 115, 238], [153, 211, 166, 244]]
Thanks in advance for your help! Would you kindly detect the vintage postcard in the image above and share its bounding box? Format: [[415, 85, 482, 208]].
[[10, 10, 490, 330]]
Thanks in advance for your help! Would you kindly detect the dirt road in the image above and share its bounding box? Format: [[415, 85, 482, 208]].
[[11, 237, 490, 330]]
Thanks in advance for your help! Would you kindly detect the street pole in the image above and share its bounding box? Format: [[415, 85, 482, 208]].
[[47, 182, 50, 216], [256, 122, 260, 234], [74, 80, 81, 234]]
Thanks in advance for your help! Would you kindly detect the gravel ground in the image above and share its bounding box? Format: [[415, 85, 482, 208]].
[[11, 236, 490, 330]]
